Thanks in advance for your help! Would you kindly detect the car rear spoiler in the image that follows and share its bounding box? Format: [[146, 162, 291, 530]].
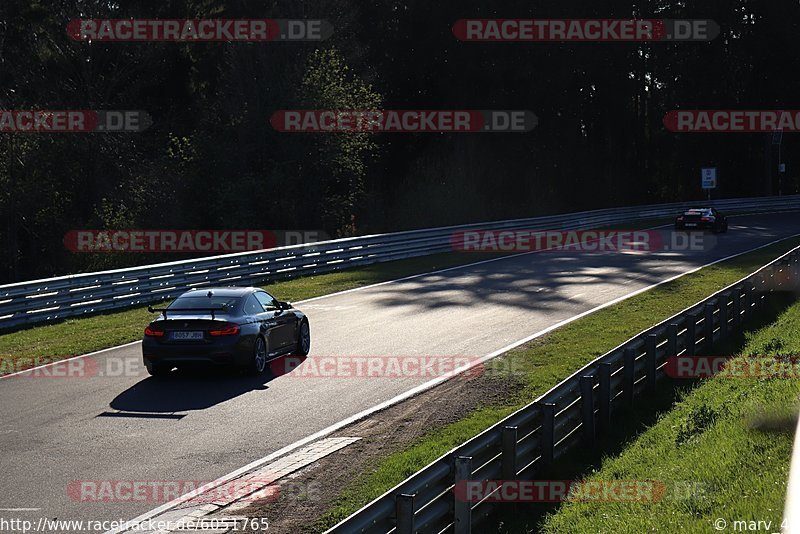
[[147, 304, 229, 320]]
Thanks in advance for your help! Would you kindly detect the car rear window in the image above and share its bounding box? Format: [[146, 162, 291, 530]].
[[168, 295, 240, 310]]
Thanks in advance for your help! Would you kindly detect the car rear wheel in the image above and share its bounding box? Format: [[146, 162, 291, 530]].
[[247, 336, 268, 375], [297, 320, 311, 356]]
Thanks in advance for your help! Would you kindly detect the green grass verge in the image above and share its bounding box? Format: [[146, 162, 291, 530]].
[[537, 300, 800, 533], [0, 252, 500, 366], [313, 237, 800, 531]]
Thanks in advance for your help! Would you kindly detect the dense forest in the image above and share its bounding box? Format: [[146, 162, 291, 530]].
[[1, 0, 798, 283]]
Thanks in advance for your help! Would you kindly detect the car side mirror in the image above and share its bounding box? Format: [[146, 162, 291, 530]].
[[278, 301, 292, 310]]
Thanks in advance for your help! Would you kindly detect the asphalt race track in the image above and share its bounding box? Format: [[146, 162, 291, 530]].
[[0, 212, 798, 529]]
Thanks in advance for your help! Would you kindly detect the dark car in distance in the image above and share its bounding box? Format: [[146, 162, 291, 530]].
[[675, 207, 728, 233], [142, 287, 310, 377]]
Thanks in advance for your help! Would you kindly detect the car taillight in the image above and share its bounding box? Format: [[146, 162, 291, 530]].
[[144, 326, 165, 337], [209, 324, 240, 336], [701, 217, 712, 221]]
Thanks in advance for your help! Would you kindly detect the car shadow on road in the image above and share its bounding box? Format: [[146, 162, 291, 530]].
[[108, 354, 307, 413]]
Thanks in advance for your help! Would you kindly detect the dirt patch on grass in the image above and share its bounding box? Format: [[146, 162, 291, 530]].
[[231, 371, 523, 533]]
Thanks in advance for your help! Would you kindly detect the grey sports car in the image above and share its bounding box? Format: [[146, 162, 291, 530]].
[[142, 287, 310, 377]]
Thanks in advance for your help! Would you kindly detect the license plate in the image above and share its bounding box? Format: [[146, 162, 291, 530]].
[[172, 331, 204, 340], [685, 223, 697, 227]]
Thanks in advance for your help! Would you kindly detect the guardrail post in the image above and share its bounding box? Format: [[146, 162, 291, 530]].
[[765, 272, 775, 303], [502, 426, 518, 481], [646, 335, 657, 393], [541, 403, 556, 466], [624, 348, 636, 405], [754, 276, 765, 309], [741, 284, 751, 320], [667, 324, 678, 361], [396, 493, 415, 534], [742, 280, 755, 322], [598, 363, 611, 433], [580, 376, 596, 446], [732, 289, 742, 327], [686, 314, 697, 357], [454, 456, 472, 534], [704, 302, 715, 350], [755, 274, 764, 300], [751, 277, 761, 310], [719, 293, 729, 339]]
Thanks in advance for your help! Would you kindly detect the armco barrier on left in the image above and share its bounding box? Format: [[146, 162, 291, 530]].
[[0, 195, 797, 332]]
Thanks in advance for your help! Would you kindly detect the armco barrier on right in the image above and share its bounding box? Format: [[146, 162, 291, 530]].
[[0, 194, 798, 331], [328, 246, 800, 534]]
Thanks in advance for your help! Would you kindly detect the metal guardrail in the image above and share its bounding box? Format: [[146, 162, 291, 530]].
[[328, 245, 800, 534], [0, 195, 798, 330]]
